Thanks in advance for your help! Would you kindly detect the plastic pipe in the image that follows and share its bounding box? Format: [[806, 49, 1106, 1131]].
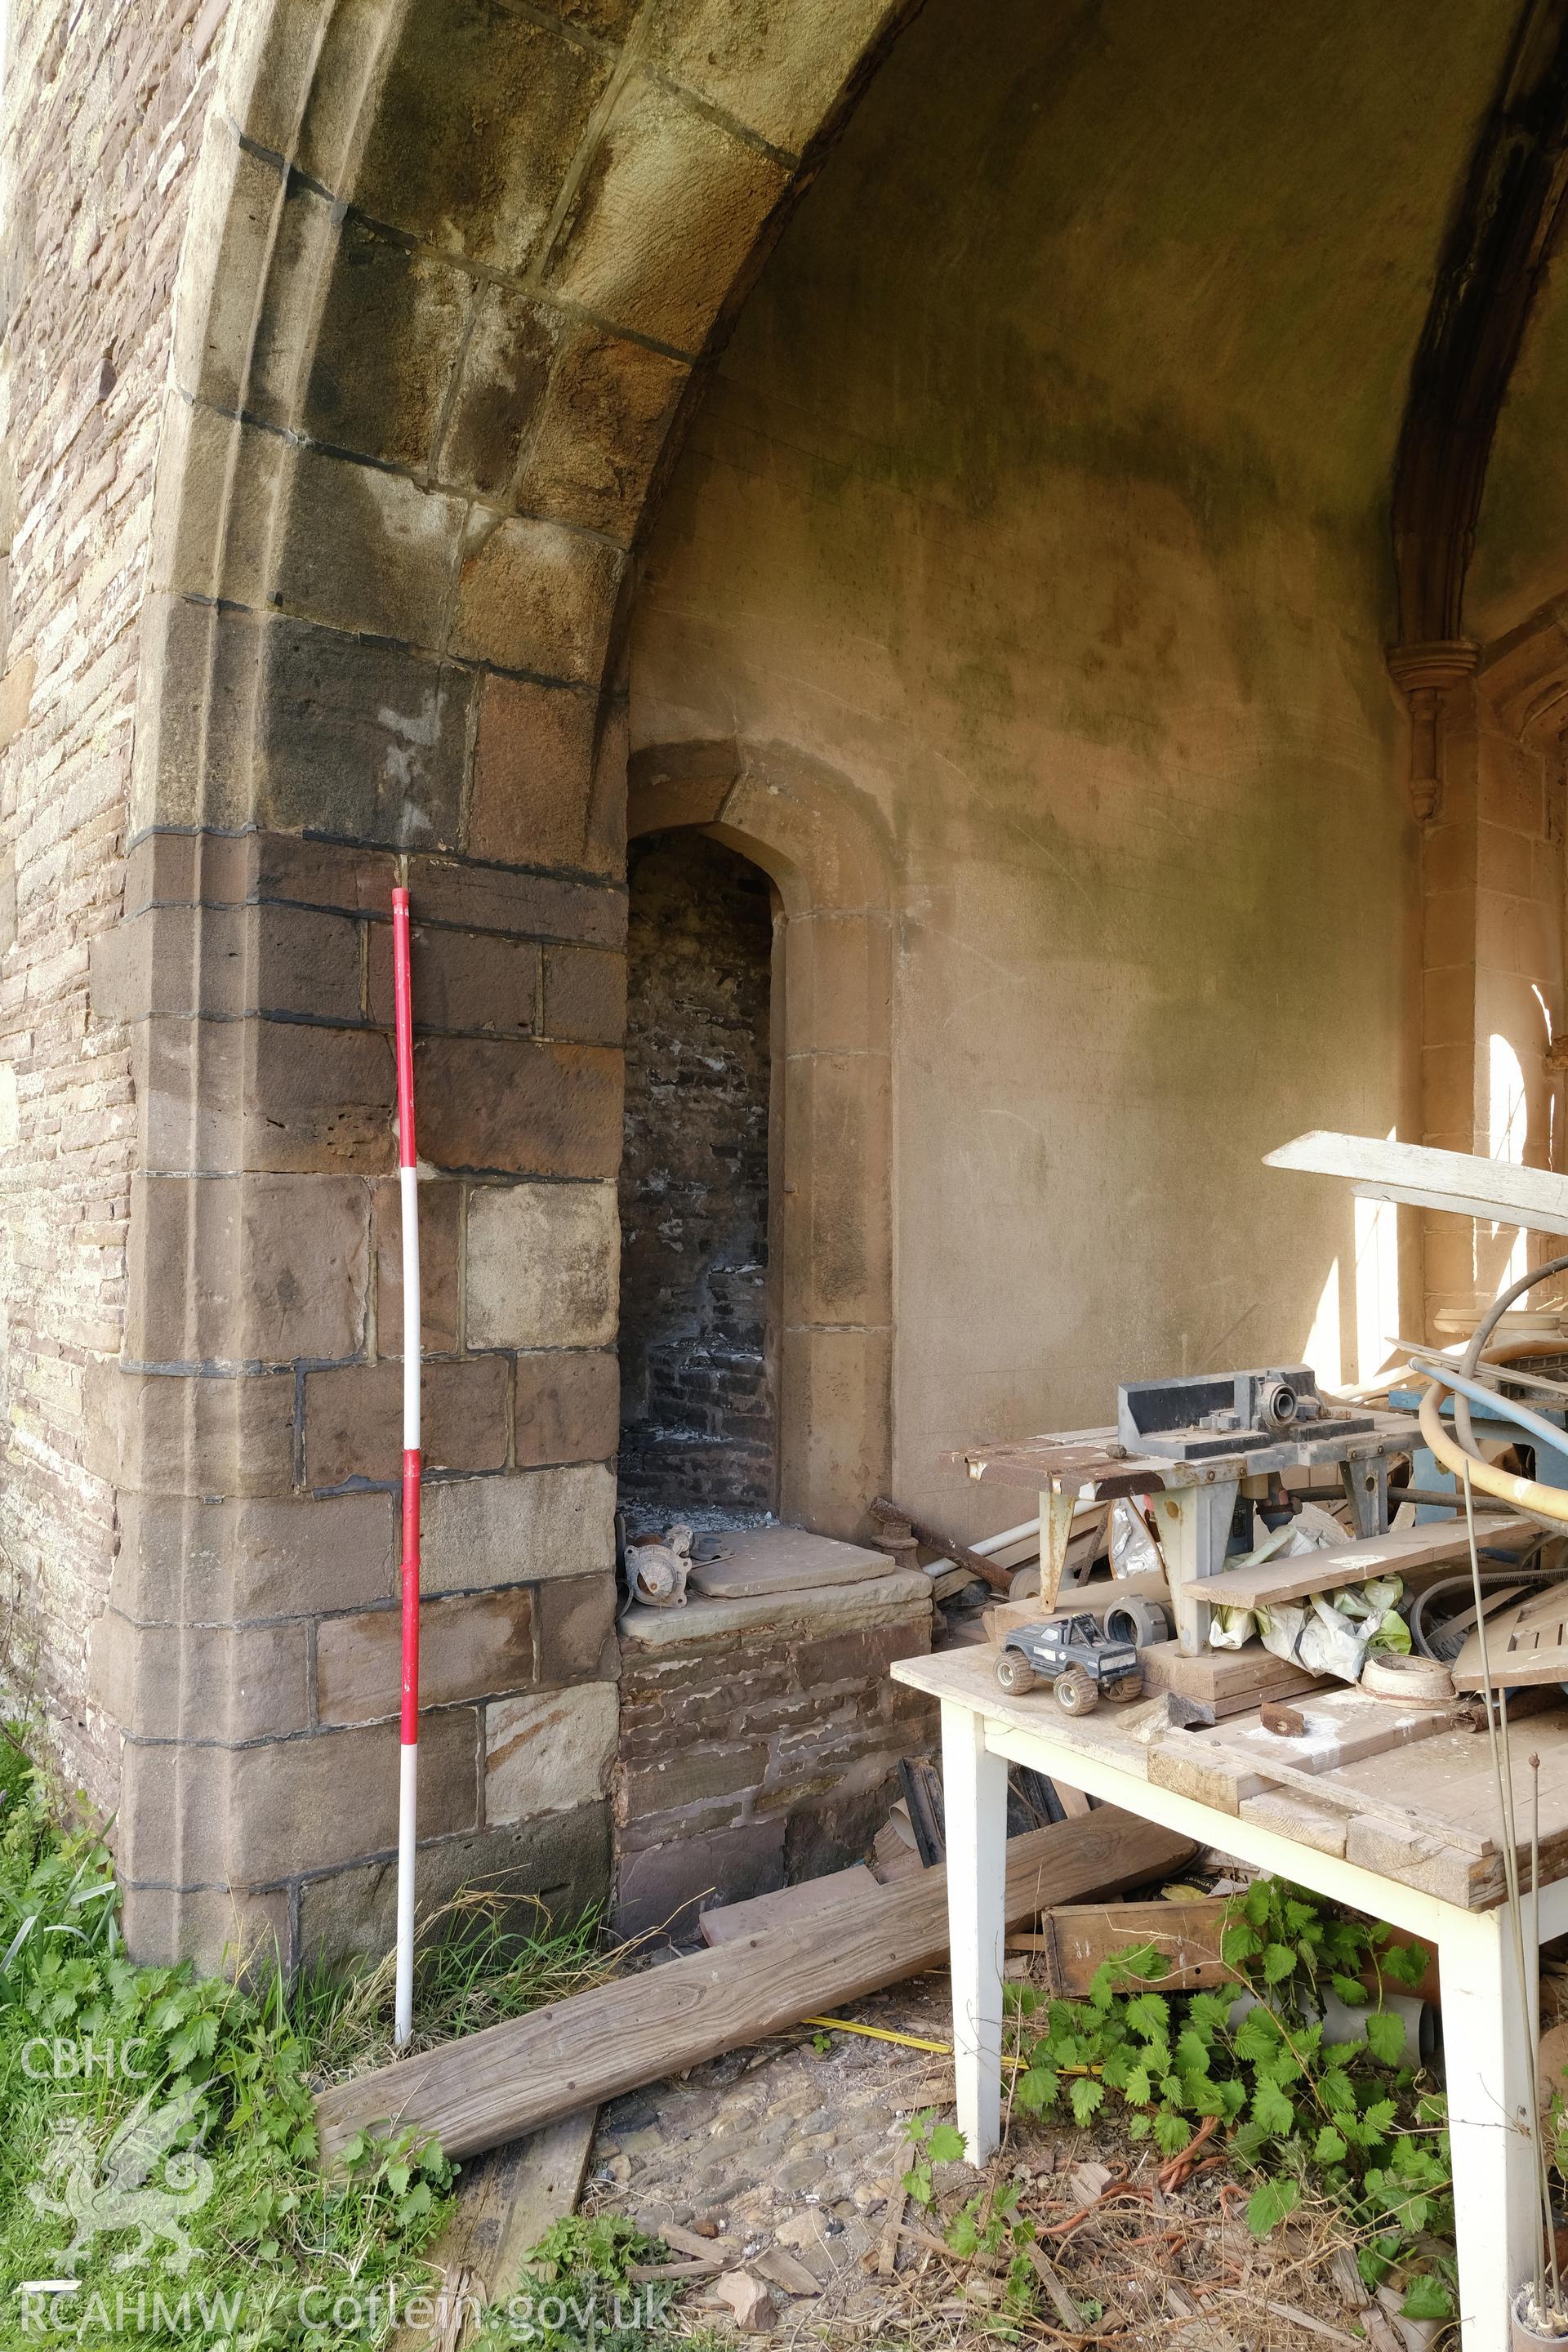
[[972, 1515, 1041, 1555], [392, 887, 422, 2051], [1228, 1989, 1436, 2065], [1416, 1379, 1568, 1527], [1405, 1352, 1568, 1461]]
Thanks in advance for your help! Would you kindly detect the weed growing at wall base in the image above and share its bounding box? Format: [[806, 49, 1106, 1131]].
[[0, 1727, 639, 2350]]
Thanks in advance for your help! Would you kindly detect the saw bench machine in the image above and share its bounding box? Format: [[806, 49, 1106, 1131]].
[[947, 1361, 1429, 1655]]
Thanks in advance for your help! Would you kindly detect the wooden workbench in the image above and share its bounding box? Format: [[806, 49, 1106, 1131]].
[[892, 1644, 1568, 2352]]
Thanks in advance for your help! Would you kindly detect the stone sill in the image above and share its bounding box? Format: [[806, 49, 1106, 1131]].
[[617, 1568, 933, 1650]]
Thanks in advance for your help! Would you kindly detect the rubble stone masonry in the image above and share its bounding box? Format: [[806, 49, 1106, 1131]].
[[612, 1571, 933, 1940], [619, 828, 776, 1523]]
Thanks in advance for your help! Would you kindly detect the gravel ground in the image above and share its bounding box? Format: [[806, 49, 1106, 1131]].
[[583, 1964, 1412, 2351]]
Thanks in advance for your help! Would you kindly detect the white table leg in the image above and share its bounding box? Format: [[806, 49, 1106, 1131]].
[[1440, 1904, 1539, 2351], [941, 1696, 1009, 2164]]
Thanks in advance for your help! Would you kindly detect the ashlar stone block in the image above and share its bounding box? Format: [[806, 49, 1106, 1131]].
[[274, 447, 466, 645], [452, 514, 624, 684], [316, 1588, 535, 1726], [351, 0, 611, 273], [414, 1035, 621, 1176], [303, 215, 470, 471], [111, 1491, 395, 1624], [514, 1350, 619, 1467], [127, 1172, 370, 1366], [645, 0, 904, 156], [466, 1178, 618, 1346], [544, 76, 789, 355], [514, 320, 688, 542], [420, 1463, 616, 1592], [485, 1682, 617, 1822]]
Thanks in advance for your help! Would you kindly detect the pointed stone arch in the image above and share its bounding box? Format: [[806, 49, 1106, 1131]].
[[101, 0, 920, 1967]]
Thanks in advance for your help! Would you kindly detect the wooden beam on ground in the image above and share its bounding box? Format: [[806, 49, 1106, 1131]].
[[317, 1811, 1197, 2167], [1263, 1131, 1568, 1236], [389, 2107, 596, 2352]]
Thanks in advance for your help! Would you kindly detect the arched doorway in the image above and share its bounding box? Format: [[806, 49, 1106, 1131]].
[[618, 831, 779, 1526]]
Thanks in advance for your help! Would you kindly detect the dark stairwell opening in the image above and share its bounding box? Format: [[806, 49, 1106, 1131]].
[[617, 829, 778, 1528]]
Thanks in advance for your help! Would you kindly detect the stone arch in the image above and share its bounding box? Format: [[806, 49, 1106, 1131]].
[[1400, 593, 1568, 1333], [627, 741, 893, 1538], [136, 0, 920, 843], [99, 0, 918, 1968]]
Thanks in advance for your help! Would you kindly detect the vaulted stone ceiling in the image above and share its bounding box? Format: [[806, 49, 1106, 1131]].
[[1470, 266, 1568, 641], [680, 0, 1521, 557]]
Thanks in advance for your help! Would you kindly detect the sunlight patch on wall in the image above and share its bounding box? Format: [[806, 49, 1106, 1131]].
[[1489, 1031, 1528, 1289], [1303, 1256, 1343, 1389], [1354, 1186, 1400, 1383]]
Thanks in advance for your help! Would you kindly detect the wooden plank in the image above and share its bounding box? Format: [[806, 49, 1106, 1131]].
[[390, 2108, 596, 2351], [1263, 1130, 1568, 1237], [698, 1867, 878, 1947], [1453, 1588, 1568, 1689], [1180, 1685, 1459, 1785], [1039, 1896, 1232, 1993], [1241, 1787, 1348, 1855], [1151, 1733, 1492, 1854], [1138, 1639, 1322, 1713], [1362, 1713, 1568, 1831], [316, 1810, 1199, 2167], [1175, 1514, 1536, 1610]]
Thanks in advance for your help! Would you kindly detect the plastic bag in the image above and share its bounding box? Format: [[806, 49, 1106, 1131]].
[[1282, 1499, 1348, 1556], [1209, 1603, 1254, 1650], [1110, 1497, 1163, 1579]]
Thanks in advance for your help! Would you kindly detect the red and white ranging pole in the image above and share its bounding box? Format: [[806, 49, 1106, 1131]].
[[391, 886, 422, 2049]]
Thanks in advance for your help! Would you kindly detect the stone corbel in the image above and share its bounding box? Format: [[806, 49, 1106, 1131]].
[[1386, 641, 1478, 822]]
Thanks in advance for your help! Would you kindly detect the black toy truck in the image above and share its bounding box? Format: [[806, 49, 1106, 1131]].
[[994, 1612, 1143, 1714]]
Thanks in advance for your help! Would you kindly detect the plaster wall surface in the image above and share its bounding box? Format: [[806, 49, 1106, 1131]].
[[628, 0, 1473, 1532]]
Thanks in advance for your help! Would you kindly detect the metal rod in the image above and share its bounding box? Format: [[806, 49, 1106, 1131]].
[[1535, 1752, 1559, 2304], [392, 885, 422, 2052], [1463, 1462, 1555, 2303]]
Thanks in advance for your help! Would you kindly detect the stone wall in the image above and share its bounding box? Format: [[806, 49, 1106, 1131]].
[[7, 0, 1568, 1980], [629, 0, 1462, 1525], [619, 829, 775, 1524], [0, 0, 240, 1808], [1416, 672, 1568, 1328], [612, 1572, 933, 1938], [86, 829, 626, 1967], [2, 0, 915, 1970]]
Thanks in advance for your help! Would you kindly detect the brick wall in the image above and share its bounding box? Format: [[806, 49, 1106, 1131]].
[[619, 830, 776, 1523]]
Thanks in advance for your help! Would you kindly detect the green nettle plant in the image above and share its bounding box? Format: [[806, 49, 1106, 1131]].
[[0, 1726, 640, 2352], [910, 1878, 1455, 2326]]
